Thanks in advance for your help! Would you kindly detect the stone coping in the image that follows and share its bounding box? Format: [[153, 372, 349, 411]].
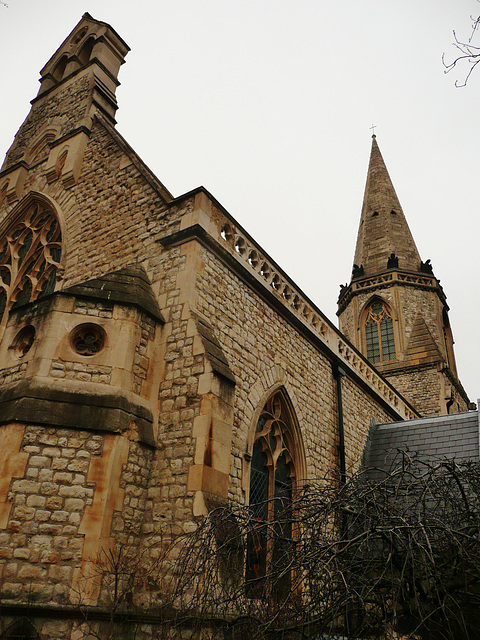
[[160, 189, 419, 422]]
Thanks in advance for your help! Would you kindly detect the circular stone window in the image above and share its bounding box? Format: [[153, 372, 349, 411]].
[[11, 325, 36, 357], [70, 323, 106, 356]]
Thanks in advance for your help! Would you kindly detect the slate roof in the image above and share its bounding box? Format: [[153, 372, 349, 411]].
[[364, 408, 480, 474], [61, 264, 164, 322]]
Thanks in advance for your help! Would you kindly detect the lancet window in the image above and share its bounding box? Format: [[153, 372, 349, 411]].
[[246, 391, 297, 598], [364, 299, 396, 363], [0, 199, 62, 332]]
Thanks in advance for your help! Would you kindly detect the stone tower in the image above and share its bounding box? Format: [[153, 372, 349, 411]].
[[337, 135, 470, 417]]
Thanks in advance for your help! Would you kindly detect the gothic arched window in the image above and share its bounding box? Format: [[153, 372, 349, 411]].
[[364, 299, 396, 363], [0, 198, 62, 332], [246, 391, 297, 598], [1, 618, 40, 640]]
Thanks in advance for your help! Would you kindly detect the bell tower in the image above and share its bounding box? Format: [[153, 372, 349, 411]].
[[0, 12, 130, 195], [338, 135, 470, 417], [34, 12, 129, 124]]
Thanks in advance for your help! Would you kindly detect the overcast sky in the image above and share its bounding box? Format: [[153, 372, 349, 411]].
[[0, 1, 478, 403]]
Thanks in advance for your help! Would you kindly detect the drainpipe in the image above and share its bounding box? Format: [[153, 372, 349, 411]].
[[332, 362, 347, 485]]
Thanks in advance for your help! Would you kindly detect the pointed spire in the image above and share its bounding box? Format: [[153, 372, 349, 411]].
[[353, 136, 421, 277]]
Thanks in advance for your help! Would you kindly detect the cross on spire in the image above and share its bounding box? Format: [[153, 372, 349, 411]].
[[369, 123, 377, 137]]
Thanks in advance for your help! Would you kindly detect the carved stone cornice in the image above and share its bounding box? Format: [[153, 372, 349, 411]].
[[337, 269, 448, 313], [158, 192, 419, 422]]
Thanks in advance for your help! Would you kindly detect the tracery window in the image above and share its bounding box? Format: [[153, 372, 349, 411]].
[[0, 199, 62, 332], [246, 391, 296, 599], [364, 299, 396, 363], [71, 323, 105, 356]]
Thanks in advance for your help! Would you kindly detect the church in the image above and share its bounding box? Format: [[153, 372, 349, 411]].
[[0, 13, 473, 640]]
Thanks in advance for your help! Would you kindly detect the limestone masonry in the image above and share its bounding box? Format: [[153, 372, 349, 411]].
[[0, 13, 471, 640]]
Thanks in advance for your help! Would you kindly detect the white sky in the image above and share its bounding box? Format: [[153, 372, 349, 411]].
[[0, 1, 478, 403]]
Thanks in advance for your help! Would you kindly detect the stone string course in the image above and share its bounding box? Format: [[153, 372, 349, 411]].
[[72, 299, 114, 318]]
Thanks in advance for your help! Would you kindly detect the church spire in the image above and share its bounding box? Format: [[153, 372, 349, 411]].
[[353, 135, 421, 277], [337, 135, 470, 417]]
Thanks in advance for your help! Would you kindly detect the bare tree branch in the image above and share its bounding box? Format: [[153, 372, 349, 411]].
[[444, 11, 480, 86], [75, 457, 480, 639]]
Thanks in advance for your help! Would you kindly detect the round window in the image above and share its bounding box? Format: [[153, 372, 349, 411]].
[[70, 323, 106, 356], [11, 325, 36, 357]]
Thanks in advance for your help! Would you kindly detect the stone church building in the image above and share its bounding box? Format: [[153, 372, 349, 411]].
[[0, 13, 471, 640]]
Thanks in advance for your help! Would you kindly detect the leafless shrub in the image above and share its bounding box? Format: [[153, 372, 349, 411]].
[[80, 456, 480, 639], [161, 456, 480, 639]]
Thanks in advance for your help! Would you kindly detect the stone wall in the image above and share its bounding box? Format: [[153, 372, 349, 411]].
[[339, 283, 445, 362], [338, 278, 469, 415], [0, 424, 155, 607], [2, 76, 91, 169], [386, 366, 443, 417], [189, 235, 404, 504]]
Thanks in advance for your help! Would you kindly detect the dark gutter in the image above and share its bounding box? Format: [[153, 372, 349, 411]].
[[333, 362, 347, 485]]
